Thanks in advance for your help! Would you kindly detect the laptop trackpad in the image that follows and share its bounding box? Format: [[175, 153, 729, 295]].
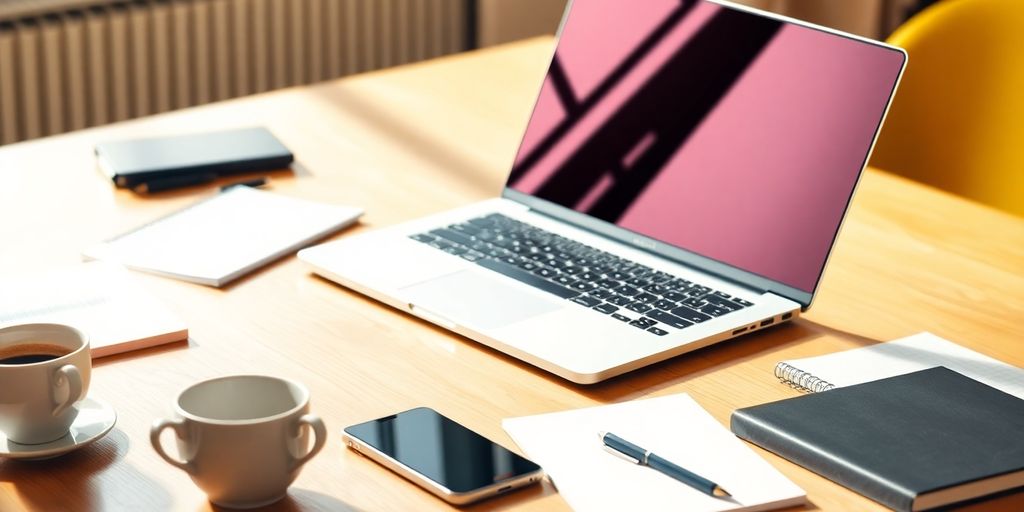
[[401, 270, 561, 330]]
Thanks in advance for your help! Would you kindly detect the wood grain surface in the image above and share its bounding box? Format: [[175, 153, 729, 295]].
[[0, 38, 1021, 512]]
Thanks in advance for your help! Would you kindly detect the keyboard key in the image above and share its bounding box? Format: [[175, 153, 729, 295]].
[[682, 297, 707, 308], [645, 284, 669, 295], [571, 281, 598, 292], [663, 292, 687, 302], [571, 295, 602, 307], [734, 298, 755, 307], [411, 233, 435, 243], [627, 302, 652, 314], [647, 327, 668, 336], [608, 295, 632, 306], [704, 295, 743, 311], [666, 279, 691, 289], [535, 267, 558, 278], [590, 288, 614, 299], [555, 275, 577, 286], [646, 310, 694, 329], [700, 304, 731, 317], [711, 291, 731, 299], [653, 299, 676, 311], [593, 303, 619, 314], [649, 272, 672, 284], [615, 285, 640, 296], [450, 223, 481, 236], [611, 313, 632, 323], [430, 228, 475, 247], [635, 293, 658, 304], [670, 304, 712, 323], [476, 258, 580, 299], [630, 318, 656, 329], [626, 277, 650, 288]]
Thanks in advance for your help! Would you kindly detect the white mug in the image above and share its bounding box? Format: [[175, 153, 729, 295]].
[[0, 323, 91, 445], [150, 375, 327, 509]]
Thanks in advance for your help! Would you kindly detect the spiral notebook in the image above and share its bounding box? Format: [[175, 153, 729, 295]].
[[775, 332, 1024, 398]]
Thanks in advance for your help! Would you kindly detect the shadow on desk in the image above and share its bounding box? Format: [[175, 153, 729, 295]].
[[206, 489, 360, 512], [0, 428, 173, 511]]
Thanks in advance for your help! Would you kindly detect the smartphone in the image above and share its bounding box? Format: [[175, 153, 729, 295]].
[[342, 407, 544, 505]]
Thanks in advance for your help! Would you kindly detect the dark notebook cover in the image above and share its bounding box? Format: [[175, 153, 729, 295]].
[[94, 126, 293, 187], [731, 367, 1024, 511]]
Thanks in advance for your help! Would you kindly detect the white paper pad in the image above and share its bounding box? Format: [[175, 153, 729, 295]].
[[83, 186, 363, 286], [503, 394, 805, 512], [0, 262, 187, 358]]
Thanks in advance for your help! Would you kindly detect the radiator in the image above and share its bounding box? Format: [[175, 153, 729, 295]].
[[0, 0, 474, 145]]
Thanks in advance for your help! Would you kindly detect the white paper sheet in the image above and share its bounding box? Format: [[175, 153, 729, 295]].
[[780, 332, 1024, 398], [503, 394, 805, 512]]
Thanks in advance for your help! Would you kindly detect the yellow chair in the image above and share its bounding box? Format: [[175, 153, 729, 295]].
[[869, 0, 1024, 217]]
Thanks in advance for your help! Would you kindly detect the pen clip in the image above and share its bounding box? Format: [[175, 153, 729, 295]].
[[603, 445, 641, 465]]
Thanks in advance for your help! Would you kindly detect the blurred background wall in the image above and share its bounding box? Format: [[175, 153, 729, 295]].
[[0, 0, 932, 145]]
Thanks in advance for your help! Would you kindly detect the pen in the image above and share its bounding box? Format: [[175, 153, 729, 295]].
[[133, 173, 218, 193], [599, 431, 732, 499], [219, 177, 268, 191]]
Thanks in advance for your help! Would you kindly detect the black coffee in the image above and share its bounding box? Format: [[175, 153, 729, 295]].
[[0, 353, 61, 365], [0, 343, 70, 365]]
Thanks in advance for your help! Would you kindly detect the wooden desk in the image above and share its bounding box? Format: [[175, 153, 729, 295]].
[[1, 38, 1022, 511]]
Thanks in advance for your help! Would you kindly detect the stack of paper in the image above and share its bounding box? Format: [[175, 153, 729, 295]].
[[503, 394, 805, 512], [0, 262, 187, 358]]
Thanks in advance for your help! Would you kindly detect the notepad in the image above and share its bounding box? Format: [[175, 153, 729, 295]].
[[775, 332, 1024, 398], [83, 186, 363, 286], [503, 394, 806, 512], [0, 262, 187, 358]]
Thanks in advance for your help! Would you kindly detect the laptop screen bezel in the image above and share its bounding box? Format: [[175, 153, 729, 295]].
[[500, 0, 907, 310]]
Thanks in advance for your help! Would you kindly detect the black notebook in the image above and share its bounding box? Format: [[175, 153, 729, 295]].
[[731, 367, 1024, 511], [95, 126, 293, 189]]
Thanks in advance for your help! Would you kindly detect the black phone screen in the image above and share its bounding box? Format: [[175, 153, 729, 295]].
[[344, 407, 541, 493]]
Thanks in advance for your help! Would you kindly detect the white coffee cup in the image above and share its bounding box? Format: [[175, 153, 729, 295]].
[[0, 323, 91, 445], [150, 375, 327, 509]]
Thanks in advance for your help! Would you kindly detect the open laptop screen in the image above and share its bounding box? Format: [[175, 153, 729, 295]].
[[507, 0, 905, 294]]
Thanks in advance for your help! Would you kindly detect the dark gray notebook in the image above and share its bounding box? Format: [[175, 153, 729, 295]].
[[731, 367, 1024, 511]]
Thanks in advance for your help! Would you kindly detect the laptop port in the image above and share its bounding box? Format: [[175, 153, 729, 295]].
[[732, 327, 748, 335], [760, 318, 775, 327], [782, 312, 792, 320]]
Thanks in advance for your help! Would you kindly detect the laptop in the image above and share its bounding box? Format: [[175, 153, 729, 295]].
[[299, 0, 907, 384]]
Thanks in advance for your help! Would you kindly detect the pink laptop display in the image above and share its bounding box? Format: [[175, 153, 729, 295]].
[[508, 0, 905, 294]]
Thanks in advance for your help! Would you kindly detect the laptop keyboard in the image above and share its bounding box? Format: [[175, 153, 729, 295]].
[[409, 213, 754, 336]]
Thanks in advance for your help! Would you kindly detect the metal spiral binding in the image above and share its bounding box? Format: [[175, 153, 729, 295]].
[[774, 362, 836, 393]]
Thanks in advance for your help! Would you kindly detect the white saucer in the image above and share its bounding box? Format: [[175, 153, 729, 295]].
[[0, 397, 117, 460]]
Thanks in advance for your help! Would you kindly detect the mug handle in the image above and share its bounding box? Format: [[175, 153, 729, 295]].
[[51, 364, 84, 417], [291, 414, 327, 471], [150, 418, 195, 474]]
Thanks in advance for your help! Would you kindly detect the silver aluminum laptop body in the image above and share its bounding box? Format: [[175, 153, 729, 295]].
[[299, 0, 906, 384]]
